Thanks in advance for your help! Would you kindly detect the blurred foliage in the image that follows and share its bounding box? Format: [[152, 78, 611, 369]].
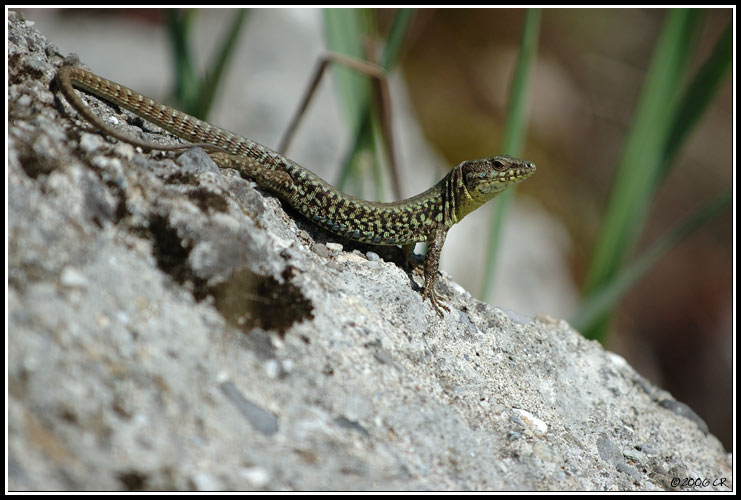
[[577, 11, 731, 341], [324, 8, 414, 201], [165, 8, 247, 120], [480, 8, 541, 299]]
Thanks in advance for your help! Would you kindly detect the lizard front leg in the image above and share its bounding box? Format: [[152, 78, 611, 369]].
[[422, 227, 450, 317]]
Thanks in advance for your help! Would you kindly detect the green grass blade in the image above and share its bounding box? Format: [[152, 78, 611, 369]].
[[165, 9, 200, 113], [480, 8, 541, 300], [581, 9, 702, 340], [165, 9, 247, 120], [584, 9, 700, 296], [655, 22, 731, 189], [324, 8, 376, 197], [324, 8, 373, 135], [381, 8, 414, 69], [578, 16, 730, 340], [324, 8, 414, 199], [570, 189, 731, 333], [196, 9, 248, 120]]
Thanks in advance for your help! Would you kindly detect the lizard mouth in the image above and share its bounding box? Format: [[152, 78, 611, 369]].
[[476, 166, 535, 194]]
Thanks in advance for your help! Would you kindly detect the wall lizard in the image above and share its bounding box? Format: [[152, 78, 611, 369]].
[[56, 64, 535, 317]]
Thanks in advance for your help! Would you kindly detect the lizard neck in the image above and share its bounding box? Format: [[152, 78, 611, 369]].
[[438, 165, 483, 227], [449, 164, 500, 223]]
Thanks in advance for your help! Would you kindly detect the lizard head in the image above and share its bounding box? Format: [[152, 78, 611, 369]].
[[461, 155, 535, 197], [453, 155, 536, 221]]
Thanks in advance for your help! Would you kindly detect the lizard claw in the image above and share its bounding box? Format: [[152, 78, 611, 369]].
[[423, 285, 450, 318]]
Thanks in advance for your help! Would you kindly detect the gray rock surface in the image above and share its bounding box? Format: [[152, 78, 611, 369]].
[[7, 11, 732, 492]]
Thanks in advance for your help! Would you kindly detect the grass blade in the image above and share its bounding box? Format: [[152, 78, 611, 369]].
[[165, 9, 199, 113], [324, 8, 373, 136], [580, 9, 702, 340], [165, 8, 247, 120], [578, 19, 731, 339], [325, 8, 414, 200], [571, 190, 731, 333], [655, 22, 731, 189], [480, 8, 541, 300], [197, 9, 248, 119]]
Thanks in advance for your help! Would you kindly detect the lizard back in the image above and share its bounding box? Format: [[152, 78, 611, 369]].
[[57, 65, 453, 245]]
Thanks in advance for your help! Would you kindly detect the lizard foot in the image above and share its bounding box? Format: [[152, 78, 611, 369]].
[[423, 285, 450, 318]]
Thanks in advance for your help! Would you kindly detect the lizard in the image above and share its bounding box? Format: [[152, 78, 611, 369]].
[[55, 64, 536, 317]]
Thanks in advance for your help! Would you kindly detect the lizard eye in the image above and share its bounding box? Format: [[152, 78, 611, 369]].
[[492, 159, 505, 170]]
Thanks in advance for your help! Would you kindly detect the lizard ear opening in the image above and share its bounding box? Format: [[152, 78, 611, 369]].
[[460, 158, 484, 177]]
